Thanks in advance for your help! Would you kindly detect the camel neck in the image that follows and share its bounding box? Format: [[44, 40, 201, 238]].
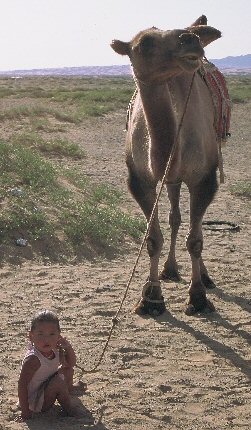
[[138, 81, 177, 141], [137, 81, 177, 179]]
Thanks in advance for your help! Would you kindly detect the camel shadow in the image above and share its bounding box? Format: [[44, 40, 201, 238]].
[[161, 276, 251, 314], [155, 310, 251, 380], [211, 286, 251, 314], [206, 311, 251, 346]]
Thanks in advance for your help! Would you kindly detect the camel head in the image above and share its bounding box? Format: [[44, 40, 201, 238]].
[[111, 17, 221, 83]]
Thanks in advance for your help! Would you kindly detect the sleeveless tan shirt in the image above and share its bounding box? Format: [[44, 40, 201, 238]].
[[23, 344, 60, 412]]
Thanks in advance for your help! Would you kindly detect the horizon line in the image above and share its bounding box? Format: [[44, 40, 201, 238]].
[[0, 53, 250, 74]]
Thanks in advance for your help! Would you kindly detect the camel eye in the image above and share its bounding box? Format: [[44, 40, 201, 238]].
[[139, 35, 156, 54]]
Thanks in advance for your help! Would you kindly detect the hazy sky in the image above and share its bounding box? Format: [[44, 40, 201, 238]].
[[0, 0, 250, 71]]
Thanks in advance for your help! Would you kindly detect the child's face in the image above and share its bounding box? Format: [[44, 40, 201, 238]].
[[29, 321, 60, 355]]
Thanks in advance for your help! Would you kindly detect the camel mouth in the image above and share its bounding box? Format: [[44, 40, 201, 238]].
[[178, 53, 201, 71], [182, 54, 200, 61]]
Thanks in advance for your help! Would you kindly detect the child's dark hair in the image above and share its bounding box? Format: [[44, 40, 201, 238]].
[[30, 310, 60, 332]]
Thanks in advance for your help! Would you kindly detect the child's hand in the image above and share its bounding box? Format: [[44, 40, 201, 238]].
[[57, 335, 76, 368], [57, 336, 72, 368], [57, 335, 71, 350]]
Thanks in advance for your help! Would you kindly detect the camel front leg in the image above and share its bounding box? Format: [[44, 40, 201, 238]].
[[185, 170, 218, 315], [136, 212, 166, 316], [138, 206, 166, 316], [127, 167, 166, 315]]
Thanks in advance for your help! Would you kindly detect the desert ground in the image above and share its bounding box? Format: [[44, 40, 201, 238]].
[[0, 77, 250, 430]]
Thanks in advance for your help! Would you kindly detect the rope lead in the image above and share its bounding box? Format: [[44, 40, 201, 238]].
[[77, 72, 196, 375]]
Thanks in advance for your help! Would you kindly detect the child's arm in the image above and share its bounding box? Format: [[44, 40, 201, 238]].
[[18, 355, 40, 420], [58, 336, 76, 368]]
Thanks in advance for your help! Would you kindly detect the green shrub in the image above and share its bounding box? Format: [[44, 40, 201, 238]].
[[226, 76, 251, 103], [62, 202, 145, 248], [0, 77, 145, 261], [0, 202, 52, 241], [0, 136, 144, 259], [230, 180, 251, 199], [12, 133, 85, 158]]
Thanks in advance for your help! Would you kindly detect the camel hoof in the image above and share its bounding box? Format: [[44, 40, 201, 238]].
[[185, 298, 215, 316], [201, 274, 216, 289], [134, 297, 166, 317], [159, 268, 181, 282], [185, 304, 197, 316]]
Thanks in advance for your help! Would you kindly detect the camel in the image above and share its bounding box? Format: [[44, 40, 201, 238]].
[[111, 16, 229, 316]]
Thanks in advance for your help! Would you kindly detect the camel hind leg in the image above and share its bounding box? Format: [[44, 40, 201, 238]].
[[127, 166, 166, 316], [160, 182, 182, 282], [186, 168, 218, 315]]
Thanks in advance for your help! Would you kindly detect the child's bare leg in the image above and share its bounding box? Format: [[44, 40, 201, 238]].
[[42, 374, 73, 415]]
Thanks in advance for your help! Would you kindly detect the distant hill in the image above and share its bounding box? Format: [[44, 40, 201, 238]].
[[0, 65, 131, 77], [210, 54, 251, 73], [0, 55, 250, 77]]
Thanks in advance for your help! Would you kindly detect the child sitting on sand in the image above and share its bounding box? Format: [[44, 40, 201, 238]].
[[18, 310, 86, 420]]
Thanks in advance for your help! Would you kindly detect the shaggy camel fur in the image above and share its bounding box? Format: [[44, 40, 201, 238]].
[[111, 16, 226, 315]]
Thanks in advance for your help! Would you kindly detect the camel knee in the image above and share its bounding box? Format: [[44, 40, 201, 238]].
[[147, 234, 163, 257], [186, 236, 203, 258]]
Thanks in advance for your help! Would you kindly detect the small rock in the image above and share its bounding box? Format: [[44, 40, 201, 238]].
[[159, 384, 172, 393], [10, 188, 23, 197], [15, 238, 28, 247]]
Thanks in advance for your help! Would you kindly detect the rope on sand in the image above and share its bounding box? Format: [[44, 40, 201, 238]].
[[202, 220, 240, 232]]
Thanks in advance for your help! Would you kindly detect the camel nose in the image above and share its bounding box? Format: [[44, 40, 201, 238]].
[[179, 32, 200, 45]]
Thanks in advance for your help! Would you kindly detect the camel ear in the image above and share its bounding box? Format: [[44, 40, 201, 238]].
[[111, 39, 130, 56], [189, 15, 207, 27], [191, 25, 221, 47]]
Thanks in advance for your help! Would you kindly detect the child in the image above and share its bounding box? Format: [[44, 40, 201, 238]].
[[18, 310, 86, 420]]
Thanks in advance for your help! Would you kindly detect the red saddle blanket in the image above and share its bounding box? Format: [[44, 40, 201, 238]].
[[198, 60, 231, 141]]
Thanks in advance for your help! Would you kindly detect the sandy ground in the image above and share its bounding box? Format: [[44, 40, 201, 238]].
[[0, 87, 250, 429]]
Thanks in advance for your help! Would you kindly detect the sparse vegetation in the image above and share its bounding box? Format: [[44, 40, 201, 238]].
[[0, 76, 135, 121], [226, 75, 251, 103], [230, 180, 251, 199], [12, 132, 86, 158], [0, 137, 145, 257], [0, 76, 145, 263]]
